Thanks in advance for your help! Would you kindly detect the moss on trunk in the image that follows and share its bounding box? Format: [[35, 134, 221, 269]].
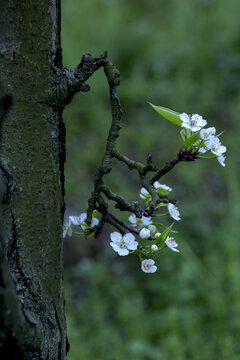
[[0, 1, 67, 358]]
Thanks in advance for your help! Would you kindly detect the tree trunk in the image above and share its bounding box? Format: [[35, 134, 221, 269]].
[[0, 1, 67, 358]]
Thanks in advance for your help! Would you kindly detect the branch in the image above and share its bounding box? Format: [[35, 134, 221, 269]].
[[65, 53, 181, 236], [86, 58, 122, 224], [65, 53, 107, 97], [150, 146, 199, 185], [100, 184, 143, 216], [49, 53, 108, 109], [150, 155, 180, 184]]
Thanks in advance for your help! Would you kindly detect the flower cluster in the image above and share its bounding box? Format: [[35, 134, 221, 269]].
[[65, 105, 227, 277], [180, 113, 227, 167], [63, 212, 99, 238], [109, 182, 181, 273]]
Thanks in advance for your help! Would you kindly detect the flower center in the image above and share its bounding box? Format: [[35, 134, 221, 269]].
[[190, 117, 197, 125], [120, 240, 127, 248], [144, 263, 151, 269], [212, 142, 219, 151]]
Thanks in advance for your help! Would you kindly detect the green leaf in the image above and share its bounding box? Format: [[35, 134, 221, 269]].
[[148, 103, 182, 127], [156, 223, 174, 246], [85, 231, 95, 238], [157, 188, 170, 196], [92, 209, 99, 217], [180, 129, 186, 142], [183, 132, 200, 148]]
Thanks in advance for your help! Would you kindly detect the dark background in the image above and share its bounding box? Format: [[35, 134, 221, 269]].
[[62, 0, 240, 359]]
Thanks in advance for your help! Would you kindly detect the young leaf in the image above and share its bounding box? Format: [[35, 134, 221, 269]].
[[148, 103, 181, 127], [92, 209, 99, 217], [180, 129, 186, 142], [148, 103, 182, 127], [156, 223, 174, 246], [183, 132, 200, 148], [85, 231, 95, 238]]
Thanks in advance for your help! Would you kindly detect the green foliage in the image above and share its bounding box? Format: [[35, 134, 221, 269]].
[[65, 190, 240, 359], [183, 132, 200, 148], [148, 103, 182, 127], [62, 0, 240, 358], [156, 223, 174, 247]]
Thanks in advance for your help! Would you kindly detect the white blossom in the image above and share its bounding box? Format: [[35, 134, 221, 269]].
[[91, 217, 99, 227], [165, 236, 180, 252], [151, 244, 158, 251], [180, 113, 207, 132], [155, 232, 161, 238], [141, 259, 157, 273], [200, 127, 216, 141], [139, 187, 151, 200], [139, 227, 151, 239], [129, 213, 137, 224], [63, 219, 72, 238], [141, 216, 152, 226], [69, 213, 99, 230], [128, 214, 152, 226], [168, 203, 181, 221], [69, 213, 87, 226], [153, 181, 172, 194], [110, 232, 138, 256], [217, 154, 226, 167], [205, 136, 227, 156]]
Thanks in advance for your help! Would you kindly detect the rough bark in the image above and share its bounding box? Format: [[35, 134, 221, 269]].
[[0, 1, 67, 359]]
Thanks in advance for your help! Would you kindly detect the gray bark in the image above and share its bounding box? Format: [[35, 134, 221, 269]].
[[0, 1, 67, 359]]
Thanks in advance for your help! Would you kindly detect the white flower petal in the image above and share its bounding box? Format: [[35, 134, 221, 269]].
[[129, 214, 137, 224], [117, 248, 129, 256], [139, 187, 151, 200], [91, 217, 99, 227], [110, 242, 129, 256], [217, 154, 226, 167], [153, 181, 160, 188], [110, 242, 120, 252], [110, 232, 122, 243], [179, 113, 190, 122], [63, 219, 72, 238], [127, 240, 138, 251], [69, 216, 80, 225], [141, 216, 152, 226], [140, 188, 149, 196], [69, 213, 87, 226], [123, 233, 136, 243]]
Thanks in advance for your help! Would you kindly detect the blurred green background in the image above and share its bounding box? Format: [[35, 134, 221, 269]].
[[62, 0, 240, 359]]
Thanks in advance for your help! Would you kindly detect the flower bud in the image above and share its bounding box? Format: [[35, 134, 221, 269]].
[[148, 225, 157, 234], [139, 227, 151, 239]]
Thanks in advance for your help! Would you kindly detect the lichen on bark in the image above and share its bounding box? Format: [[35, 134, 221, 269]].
[[0, 1, 67, 359]]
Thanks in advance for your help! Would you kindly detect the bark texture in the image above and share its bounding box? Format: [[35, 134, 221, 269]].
[[0, 1, 67, 359]]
